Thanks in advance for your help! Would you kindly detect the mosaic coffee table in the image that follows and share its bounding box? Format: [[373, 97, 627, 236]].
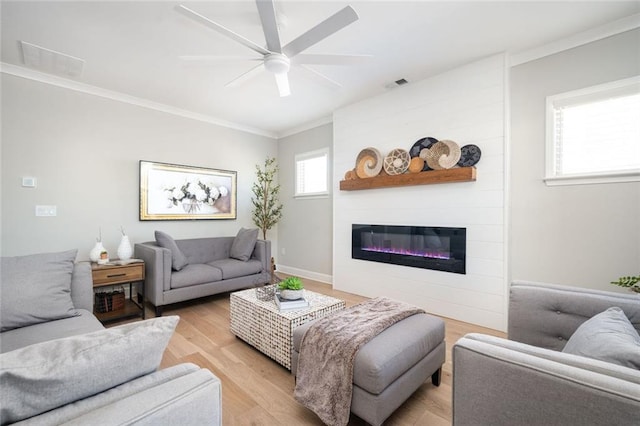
[[230, 287, 345, 370]]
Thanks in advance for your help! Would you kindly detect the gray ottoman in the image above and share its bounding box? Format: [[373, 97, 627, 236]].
[[292, 313, 445, 426]]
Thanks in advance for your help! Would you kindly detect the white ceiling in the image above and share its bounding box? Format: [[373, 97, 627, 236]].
[[2, 1, 639, 137]]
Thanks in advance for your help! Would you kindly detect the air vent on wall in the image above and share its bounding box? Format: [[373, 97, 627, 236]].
[[20, 41, 85, 78]]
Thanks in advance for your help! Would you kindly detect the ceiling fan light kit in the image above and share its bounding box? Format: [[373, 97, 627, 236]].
[[274, 72, 291, 97], [264, 53, 290, 75], [176, 1, 367, 97]]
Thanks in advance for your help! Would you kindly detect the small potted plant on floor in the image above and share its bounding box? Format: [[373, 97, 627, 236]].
[[279, 276, 304, 300]]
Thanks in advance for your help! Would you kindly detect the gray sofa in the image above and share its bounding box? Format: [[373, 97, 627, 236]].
[[452, 280, 640, 426], [0, 251, 221, 425], [135, 232, 271, 316]]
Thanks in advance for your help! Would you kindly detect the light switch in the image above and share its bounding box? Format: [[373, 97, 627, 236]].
[[22, 177, 37, 188], [35, 205, 57, 217]]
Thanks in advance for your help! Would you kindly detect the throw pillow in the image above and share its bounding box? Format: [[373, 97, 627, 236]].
[[562, 307, 640, 370], [230, 227, 259, 262], [155, 230, 189, 271], [0, 250, 79, 332], [0, 316, 179, 424]]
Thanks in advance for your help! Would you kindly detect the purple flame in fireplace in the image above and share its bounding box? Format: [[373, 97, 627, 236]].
[[362, 245, 451, 260]]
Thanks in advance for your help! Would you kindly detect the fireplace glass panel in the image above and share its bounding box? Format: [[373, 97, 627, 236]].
[[352, 224, 466, 274]]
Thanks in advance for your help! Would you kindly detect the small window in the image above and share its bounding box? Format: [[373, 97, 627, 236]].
[[295, 149, 330, 197], [545, 76, 640, 186]]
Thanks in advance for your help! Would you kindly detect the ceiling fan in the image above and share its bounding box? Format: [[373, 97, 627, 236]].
[[176, 1, 369, 97]]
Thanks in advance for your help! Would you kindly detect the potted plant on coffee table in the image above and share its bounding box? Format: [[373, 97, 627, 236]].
[[278, 276, 304, 300]]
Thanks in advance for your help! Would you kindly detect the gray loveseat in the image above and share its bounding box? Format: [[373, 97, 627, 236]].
[[135, 230, 271, 316], [452, 280, 640, 426], [0, 251, 221, 425]]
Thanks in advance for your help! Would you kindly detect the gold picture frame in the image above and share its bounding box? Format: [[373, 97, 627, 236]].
[[139, 160, 237, 221]]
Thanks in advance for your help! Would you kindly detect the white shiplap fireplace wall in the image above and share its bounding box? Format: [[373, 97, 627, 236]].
[[333, 54, 507, 331]]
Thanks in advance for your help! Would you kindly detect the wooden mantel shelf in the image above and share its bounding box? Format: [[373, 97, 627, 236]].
[[339, 167, 476, 191]]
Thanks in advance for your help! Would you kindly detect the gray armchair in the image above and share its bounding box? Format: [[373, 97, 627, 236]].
[[452, 281, 640, 426]]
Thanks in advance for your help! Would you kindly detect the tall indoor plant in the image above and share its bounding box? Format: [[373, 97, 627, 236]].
[[251, 157, 283, 240]]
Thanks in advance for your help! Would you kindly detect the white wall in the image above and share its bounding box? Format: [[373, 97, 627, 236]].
[[333, 55, 508, 331], [277, 123, 333, 282], [1, 74, 277, 259], [510, 29, 640, 290]]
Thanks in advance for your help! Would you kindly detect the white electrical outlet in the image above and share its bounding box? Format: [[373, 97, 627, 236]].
[[282, 247, 286, 255], [35, 205, 57, 217]]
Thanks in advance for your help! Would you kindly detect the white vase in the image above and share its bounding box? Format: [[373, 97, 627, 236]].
[[117, 235, 133, 260], [90, 241, 105, 262], [280, 289, 304, 300]]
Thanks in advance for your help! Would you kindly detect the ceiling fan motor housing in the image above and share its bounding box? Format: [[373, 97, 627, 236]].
[[264, 53, 290, 74]]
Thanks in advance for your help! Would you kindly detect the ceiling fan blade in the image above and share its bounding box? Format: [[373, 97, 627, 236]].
[[179, 55, 262, 62], [225, 63, 265, 88], [255, 0, 282, 53], [282, 6, 358, 58], [299, 65, 342, 88], [273, 72, 291, 97], [293, 54, 372, 65], [176, 5, 270, 56]]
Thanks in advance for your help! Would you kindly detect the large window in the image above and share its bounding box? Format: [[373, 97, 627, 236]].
[[295, 148, 329, 197], [545, 76, 640, 185]]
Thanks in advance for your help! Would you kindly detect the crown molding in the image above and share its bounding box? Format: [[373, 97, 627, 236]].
[[509, 13, 640, 67], [277, 115, 333, 139], [0, 62, 278, 139]]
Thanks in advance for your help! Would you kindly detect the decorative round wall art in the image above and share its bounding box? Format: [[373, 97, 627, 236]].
[[344, 169, 358, 180], [383, 148, 411, 175], [457, 144, 482, 167], [410, 137, 437, 171], [408, 157, 425, 173], [438, 140, 462, 169], [409, 137, 438, 158], [355, 147, 383, 178], [421, 142, 446, 170], [422, 140, 461, 170]]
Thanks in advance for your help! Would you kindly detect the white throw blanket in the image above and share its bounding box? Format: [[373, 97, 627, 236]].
[[294, 297, 425, 426]]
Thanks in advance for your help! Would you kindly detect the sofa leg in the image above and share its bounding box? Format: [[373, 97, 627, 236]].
[[155, 306, 163, 317], [431, 367, 442, 387]]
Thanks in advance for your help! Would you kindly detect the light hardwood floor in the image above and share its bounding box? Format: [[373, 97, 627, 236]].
[[120, 278, 505, 425]]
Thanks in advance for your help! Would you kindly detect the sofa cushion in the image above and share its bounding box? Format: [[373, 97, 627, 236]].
[[0, 309, 104, 354], [0, 316, 179, 424], [208, 258, 263, 280], [170, 264, 223, 289], [1, 250, 79, 332], [230, 227, 258, 261], [155, 231, 189, 271], [563, 307, 640, 370]]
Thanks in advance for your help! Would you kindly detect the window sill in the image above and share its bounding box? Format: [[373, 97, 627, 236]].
[[294, 193, 330, 200], [544, 170, 640, 186]]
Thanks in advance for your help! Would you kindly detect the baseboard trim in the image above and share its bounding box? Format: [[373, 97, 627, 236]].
[[275, 265, 333, 285]]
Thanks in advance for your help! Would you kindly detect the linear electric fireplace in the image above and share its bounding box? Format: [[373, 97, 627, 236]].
[[352, 224, 466, 274]]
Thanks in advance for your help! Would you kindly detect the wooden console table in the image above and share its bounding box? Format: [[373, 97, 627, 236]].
[[91, 261, 145, 323]]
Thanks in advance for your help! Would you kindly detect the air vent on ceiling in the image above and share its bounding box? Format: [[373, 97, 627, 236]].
[[20, 41, 85, 78], [385, 78, 409, 89]]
